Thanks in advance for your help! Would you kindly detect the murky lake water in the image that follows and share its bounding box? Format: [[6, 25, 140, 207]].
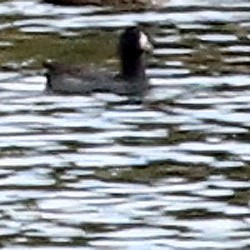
[[0, 0, 249, 249]]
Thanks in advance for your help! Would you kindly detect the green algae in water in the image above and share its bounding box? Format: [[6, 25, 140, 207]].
[[0, 29, 117, 69]]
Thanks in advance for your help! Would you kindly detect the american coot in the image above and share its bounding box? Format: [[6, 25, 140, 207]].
[[44, 26, 153, 95]]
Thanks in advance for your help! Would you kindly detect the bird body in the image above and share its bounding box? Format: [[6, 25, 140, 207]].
[[44, 27, 152, 96]]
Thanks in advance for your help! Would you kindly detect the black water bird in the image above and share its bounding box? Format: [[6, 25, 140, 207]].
[[44, 26, 153, 96]]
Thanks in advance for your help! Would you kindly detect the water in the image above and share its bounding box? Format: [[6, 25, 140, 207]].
[[0, 0, 249, 249]]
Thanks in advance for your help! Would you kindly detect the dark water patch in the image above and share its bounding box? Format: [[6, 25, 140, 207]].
[[96, 162, 212, 184], [0, 29, 117, 69]]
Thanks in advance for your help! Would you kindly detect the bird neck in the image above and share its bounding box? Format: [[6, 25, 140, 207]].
[[120, 54, 146, 82]]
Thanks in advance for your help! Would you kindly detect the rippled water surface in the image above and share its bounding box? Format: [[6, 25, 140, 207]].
[[0, 0, 250, 249]]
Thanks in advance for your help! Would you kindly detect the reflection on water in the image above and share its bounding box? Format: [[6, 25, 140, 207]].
[[0, 0, 250, 249]]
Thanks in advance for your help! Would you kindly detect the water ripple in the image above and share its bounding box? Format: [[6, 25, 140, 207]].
[[0, 0, 250, 249]]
